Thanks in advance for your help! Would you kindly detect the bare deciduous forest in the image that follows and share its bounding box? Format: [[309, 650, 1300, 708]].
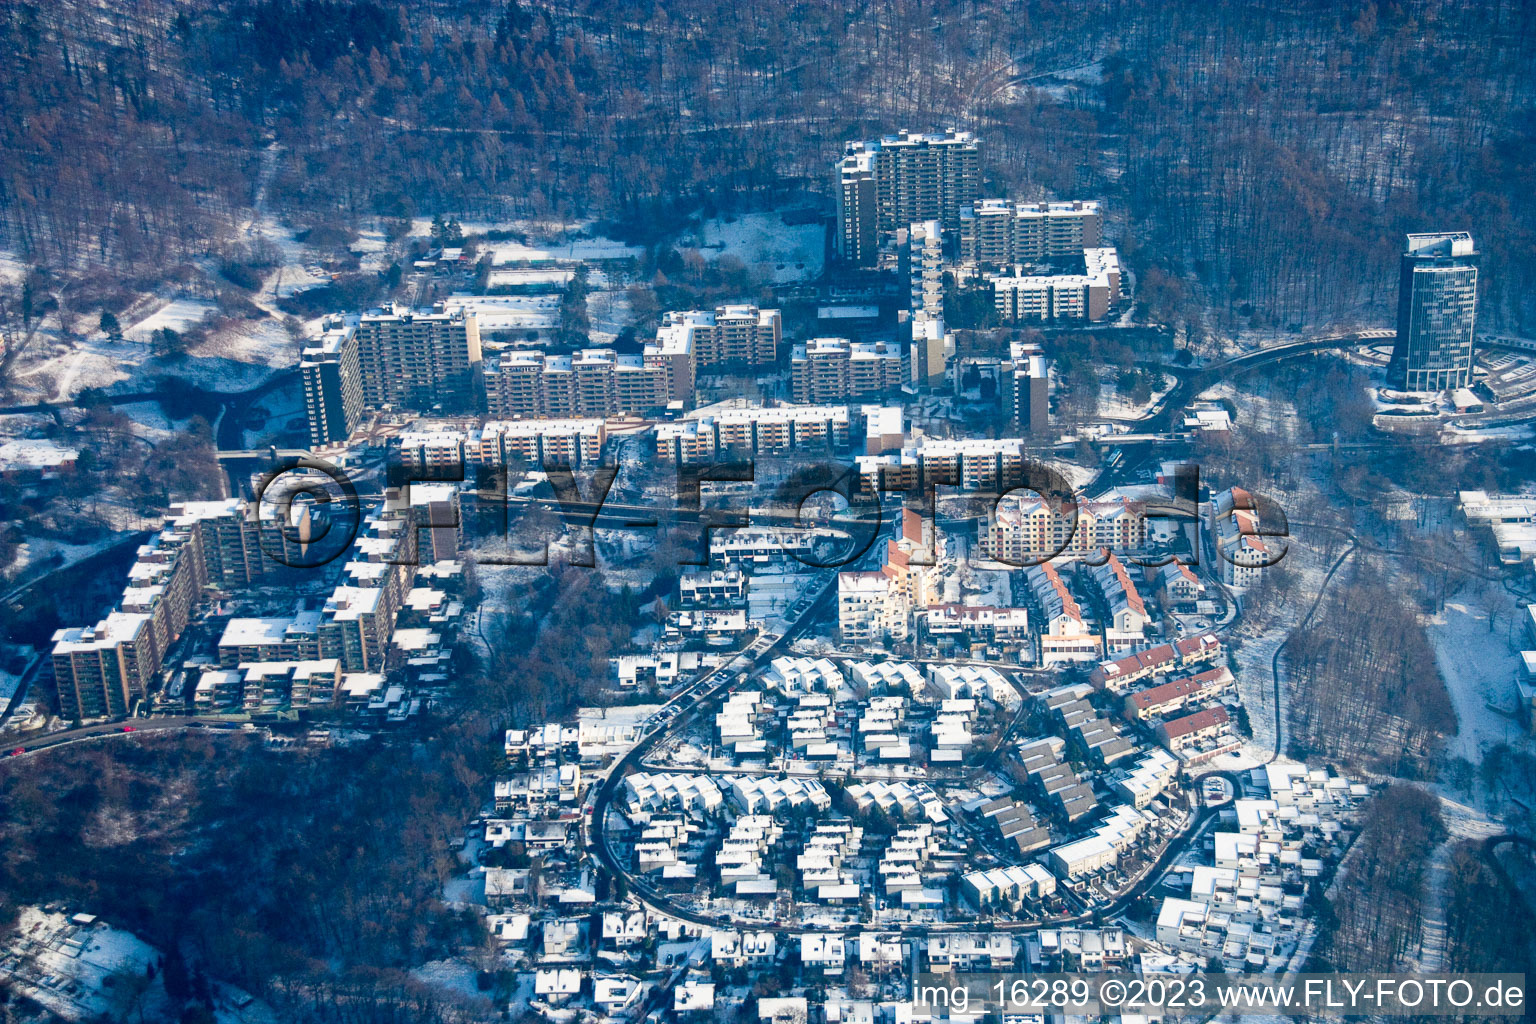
[[2, 0, 1535, 331], [1284, 560, 1455, 777], [1314, 785, 1443, 971], [0, 732, 495, 1023], [1445, 841, 1536, 975]]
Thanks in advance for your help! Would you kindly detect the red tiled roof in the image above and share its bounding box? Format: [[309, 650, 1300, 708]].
[[1104, 553, 1145, 616], [1037, 561, 1081, 619], [901, 507, 924, 545], [1129, 668, 1230, 710], [1175, 635, 1219, 658], [1160, 706, 1230, 738]]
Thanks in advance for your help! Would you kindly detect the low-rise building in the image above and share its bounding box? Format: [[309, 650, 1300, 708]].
[[1209, 487, 1277, 587], [960, 865, 1057, 912], [1026, 563, 1101, 665], [1156, 706, 1238, 762], [1124, 667, 1236, 720]]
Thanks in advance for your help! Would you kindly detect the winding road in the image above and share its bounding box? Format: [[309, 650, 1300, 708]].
[[572, 329, 1401, 934]]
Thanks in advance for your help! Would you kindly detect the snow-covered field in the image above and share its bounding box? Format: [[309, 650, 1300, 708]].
[[488, 267, 573, 288], [116, 400, 182, 440], [473, 230, 643, 264], [2, 521, 154, 592], [0, 907, 277, 1023], [445, 293, 561, 336], [0, 248, 27, 286], [1097, 378, 1174, 421], [1425, 577, 1530, 764], [587, 287, 634, 344], [693, 212, 824, 283], [411, 959, 495, 1007], [122, 298, 218, 341]]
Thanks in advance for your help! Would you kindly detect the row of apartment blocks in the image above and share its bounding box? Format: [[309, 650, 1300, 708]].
[[791, 338, 906, 404], [989, 248, 1123, 323], [484, 343, 691, 421], [852, 432, 1082, 494], [50, 499, 309, 719], [51, 484, 464, 720], [394, 419, 608, 470], [855, 439, 1031, 494], [837, 130, 980, 266], [301, 306, 483, 445], [303, 304, 779, 445], [194, 487, 463, 716], [981, 494, 1149, 563], [959, 200, 1104, 266], [484, 307, 782, 420], [655, 405, 851, 462], [218, 487, 459, 674]]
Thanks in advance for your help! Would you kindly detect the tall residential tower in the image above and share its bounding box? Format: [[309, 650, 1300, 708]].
[[835, 130, 979, 265], [1388, 232, 1478, 392]]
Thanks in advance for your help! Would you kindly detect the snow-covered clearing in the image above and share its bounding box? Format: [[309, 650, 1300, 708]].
[[116, 400, 181, 440], [444, 293, 560, 336], [1230, 536, 1338, 761], [1425, 577, 1530, 764], [1411, 796, 1503, 972], [1096, 379, 1174, 421], [476, 232, 643, 264], [691, 212, 825, 283], [122, 298, 218, 341], [0, 248, 27, 286], [10, 292, 297, 404], [411, 959, 495, 1006], [487, 267, 573, 287]]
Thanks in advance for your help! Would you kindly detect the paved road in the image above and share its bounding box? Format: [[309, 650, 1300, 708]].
[[0, 369, 299, 451], [1261, 537, 1359, 764], [1, 716, 219, 759], [572, 337, 1397, 931], [582, 554, 1249, 933], [1141, 332, 1389, 435]]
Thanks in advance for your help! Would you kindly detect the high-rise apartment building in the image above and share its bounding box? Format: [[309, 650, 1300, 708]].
[[835, 130, 980, 266], [907, 221, 945, 315], [301, 305, 482, 445], [1388, 232, 1478, 392], [659, 305, 781, 369], [355, 305, 482, 412], [905, 220, 950, 388], [791, 338, 905, 404], [959, 200, 1103, 266], [50, 499, 291, 719], [838, 148, 879, 266], [300, 318, 365, 446], [1010, 341, 1049, 433]]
